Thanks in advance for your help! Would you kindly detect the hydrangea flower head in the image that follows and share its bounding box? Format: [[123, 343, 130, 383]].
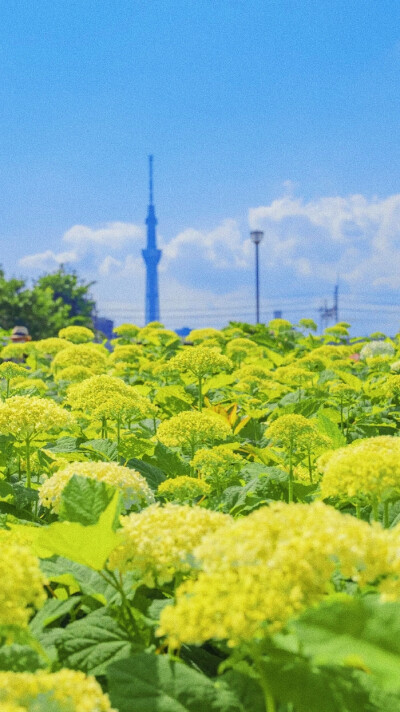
[[0, 530, 46, 627], [0, 669, 115, 711], [108, 503, 231, 586], [169, 346, 232, 379], [52, 344, 108, 374], [157, 475, 210, 503], [39, 461, 154, 512], [58, 326, 94, 343], [0, 396, 74, 440], [157, 410, 231, 454], [159, 502, 389, 646], [360, 340, 395, 360], [320, 435, 400, 503]]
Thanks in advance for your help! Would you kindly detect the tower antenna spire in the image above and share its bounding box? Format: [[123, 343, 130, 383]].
[[149, 154, 153, 205]]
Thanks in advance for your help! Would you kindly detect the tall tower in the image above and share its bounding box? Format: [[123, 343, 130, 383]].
[[142, 155, 162, 323]]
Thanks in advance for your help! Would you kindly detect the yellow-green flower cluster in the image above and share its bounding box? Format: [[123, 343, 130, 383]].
[[54, 365, 93, 383], [58, 325, 94, 343], [67, 374, 156, 420], [273, 366, 314, 385], [113, 322, 140, 339], [157, 476, 210, 503], [169, 346, 232, 379], [187, 328, 226, 345], [0, 396, 74, 440], [109, 344, 143, 363], [225, 338, 259, 362], [157, 410, 231, 454], [320, 436, 400, 503], [0, 669, 115, 712], [52, 344, 108, 374], [191, 445, 244, 491], [267, 414, 318, 449], [109, 503, 231, 586], [10, 377, 47, 395], [33, 337, 70, 355], [0, 362, 28, 380], [39, 461, 154, 512], [0, 530, 46, 627], [158, 502, 388, 646], [0, 343, 27, 361]]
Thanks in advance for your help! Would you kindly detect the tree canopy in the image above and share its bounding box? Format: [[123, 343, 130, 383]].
[[0, 267, 96, 340]]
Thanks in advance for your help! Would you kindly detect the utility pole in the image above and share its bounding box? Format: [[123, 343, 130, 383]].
[[250, 230, 264, 324]]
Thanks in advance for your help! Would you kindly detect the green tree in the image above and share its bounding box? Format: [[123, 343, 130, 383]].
[[0, 266, 96, 340]]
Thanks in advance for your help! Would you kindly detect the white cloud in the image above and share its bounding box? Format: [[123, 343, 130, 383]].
[[249, 193, 400, 289], [18, 249, 79, 271], [162, 219, 251, 270], [63, 222, 144, 251]]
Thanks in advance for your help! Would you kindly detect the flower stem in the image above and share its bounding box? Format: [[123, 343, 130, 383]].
[[383, 500, 390, 528], [198, 376, 203, 411], [288, 444, 293, 503], [372, 499, 379, 522], [25, 436, 31, 489]]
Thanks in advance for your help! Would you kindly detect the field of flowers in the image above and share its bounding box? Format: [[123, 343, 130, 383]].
[[2, 318, 400, 711]]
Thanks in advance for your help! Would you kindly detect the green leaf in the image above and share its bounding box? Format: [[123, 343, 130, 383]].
[[127, 457, 166, 489], [316, 410, 346, 448], [30, 597, 81, 637], [203, 373, 237, 394], [0, 644, 44, 672], [145, 442, 191, 477], [41, 556, 116, 603], [293, 597, 400, 693], [44, 436, 81, 453], [57, 608, 132, 676], [335, 370, 363, 391], [79, 439, 118, 462], [0, 481, 14, 502], [107, 652, 243, 712], [59, 474, 117, 526], [10, 490, 121, 570]]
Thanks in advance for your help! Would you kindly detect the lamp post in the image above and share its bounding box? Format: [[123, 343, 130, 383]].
[[250, 230, 264, 324]]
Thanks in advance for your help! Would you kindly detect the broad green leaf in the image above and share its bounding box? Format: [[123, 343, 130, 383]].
[[144, 442, 191, 477], [293, 597, 400, 693], [316, 410, 346, 448], [203, 373, 237, 394], [44, 436, 81, 453], [10, 491, 121, 570], [128, 457, 166, 488], [41, 556, 116, 602], [57, 608, 132, 675], [59, 474, 117, 526], [263, 347, 284, 366], [0, 481, 14, 502], [80, 438, 118, 462], [0, 644, 44, 672], [30, 597, 80, 637], [107, 652, 243, 712], [335, 370, 363, 391]]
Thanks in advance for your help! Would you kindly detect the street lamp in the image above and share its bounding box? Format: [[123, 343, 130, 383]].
[[250, 230, 264, 324]]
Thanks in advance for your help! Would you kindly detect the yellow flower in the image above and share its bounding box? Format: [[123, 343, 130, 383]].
[[52, 344, 109, 374], [0, 343, 27, 361], [54, 365, 94, 383], [0, 669, 115, 711], [10, 377, 48, 395], [157, 411, 231, 456], [0, 363, 28, 380], [0, 530, 46, 627], [39, 461, 154, 513], [109, 503, 231, 586], [188, 328, 226, 345], [267, 414, 317, 450], [157, 476, 210, 503], [58, 326, 94, 343], [113, 322, 140, 340], [33, 337, 71, 355], [273, 366, 315, 386], [158, 502, 389, 646], [169, 347, 232, 380], [109, 344, 143, 363], [320, 436, 400, 503], [67, 374, 156, 420], [191, 445, 244, 493], [0, 396, 74, 440]]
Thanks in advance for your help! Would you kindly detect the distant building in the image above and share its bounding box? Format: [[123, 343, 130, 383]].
[[93, 316, 114, 340], [175, 326, 191, 339], [142, 155, 162, 324], [273, 310, 282, 319]]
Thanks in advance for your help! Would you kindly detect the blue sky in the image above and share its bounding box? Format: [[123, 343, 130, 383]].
[[1, 0, 400, 334]]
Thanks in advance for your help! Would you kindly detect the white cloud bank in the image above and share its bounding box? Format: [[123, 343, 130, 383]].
[[17, 191, 400, 332]]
